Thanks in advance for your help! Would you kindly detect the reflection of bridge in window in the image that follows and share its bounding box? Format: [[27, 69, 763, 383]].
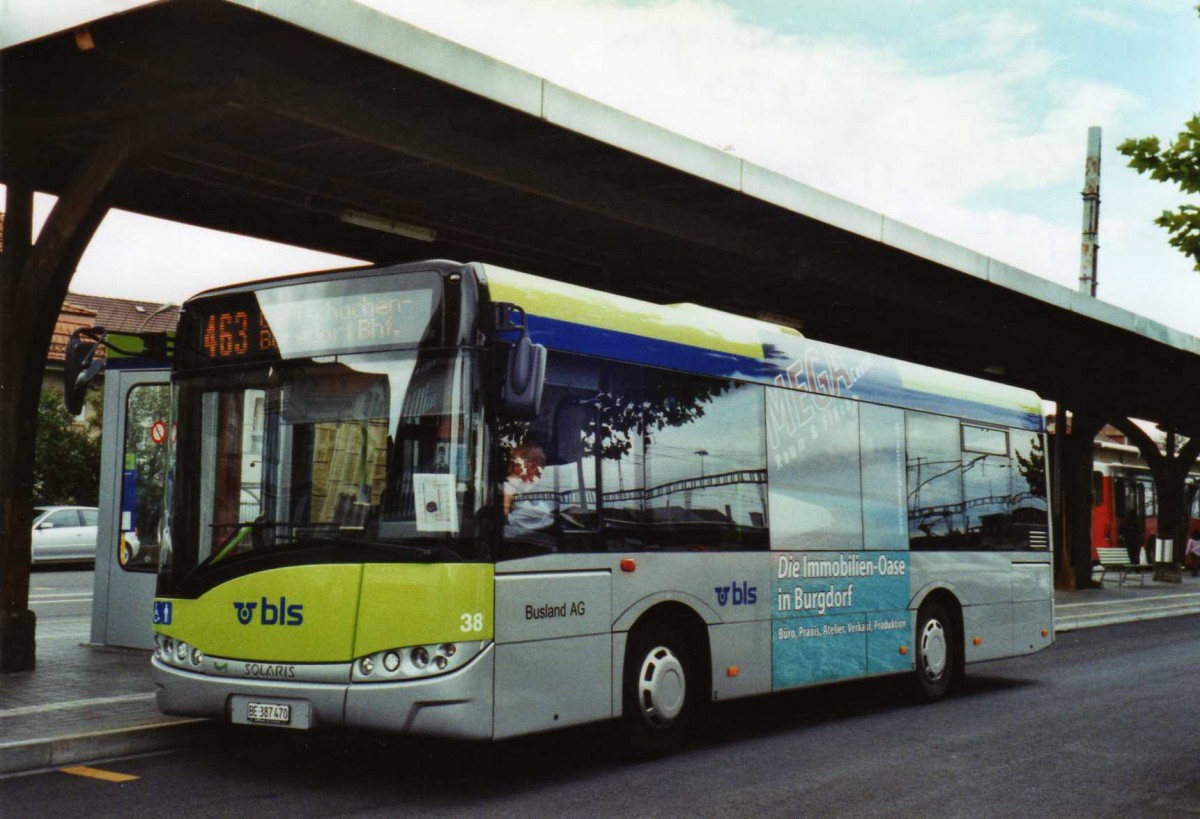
[[518, 468, 767, 507]]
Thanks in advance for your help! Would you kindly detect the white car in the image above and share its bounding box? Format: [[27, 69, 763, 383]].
[[31, 506, 98, 565]]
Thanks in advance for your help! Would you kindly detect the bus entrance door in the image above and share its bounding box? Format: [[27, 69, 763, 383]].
[[91, 365, 170, 649]]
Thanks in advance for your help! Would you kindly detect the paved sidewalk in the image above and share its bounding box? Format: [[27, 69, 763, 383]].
[[0, 617, 207, 777], [1055, 568, 1200, 631], [3, 571, 1200, 777]]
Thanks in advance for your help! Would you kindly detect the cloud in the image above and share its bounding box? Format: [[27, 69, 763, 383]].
[[362, 2, 1136, 260], [1072, 8, 1140, 31], [34, 195, 363, 303], [357, 0, 1200, 333]]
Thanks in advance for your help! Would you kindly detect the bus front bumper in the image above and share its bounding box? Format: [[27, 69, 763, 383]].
[[151, 644, 495, 739]]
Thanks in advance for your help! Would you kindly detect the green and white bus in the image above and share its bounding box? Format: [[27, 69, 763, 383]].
[[149, 260, 1053, 750]]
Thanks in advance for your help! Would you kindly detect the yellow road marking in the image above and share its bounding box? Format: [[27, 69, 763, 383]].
[[59, 765, 139, 783]]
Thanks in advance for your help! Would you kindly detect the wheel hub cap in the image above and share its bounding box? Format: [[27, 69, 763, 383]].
[[637, 646, 686, 728], [920, 619, 947, 680]]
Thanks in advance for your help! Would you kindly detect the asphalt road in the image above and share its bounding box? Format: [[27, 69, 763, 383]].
[[2, 612, 1198, 817], [27, 566, 93, 624]]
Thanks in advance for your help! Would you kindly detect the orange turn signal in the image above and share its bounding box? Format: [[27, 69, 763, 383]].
[[726, 666, 739, 678], [899, 646, 908, 655], [620, 558, 636, 573], [973, 637, 982, 646], [1042, 630, 1049, 638]]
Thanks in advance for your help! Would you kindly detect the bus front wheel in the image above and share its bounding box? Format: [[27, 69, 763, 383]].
[[912, 602, 956, 702], [621, 628, 693, 755]]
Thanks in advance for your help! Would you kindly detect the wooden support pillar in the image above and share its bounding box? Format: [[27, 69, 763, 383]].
[[0, 140, 119, 670], [0, 184, 36, 670], [0, 94, 232, 671], [1052, 400, 1106, 590]]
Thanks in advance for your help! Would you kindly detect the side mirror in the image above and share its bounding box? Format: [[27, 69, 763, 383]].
[[63, 328, 106, 416], [499, 306, 546, 419], [36, 522, 53, 530]]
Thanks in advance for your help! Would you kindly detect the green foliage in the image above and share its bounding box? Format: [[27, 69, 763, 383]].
[[34, 390, 102, 505], [498, 378, 729, 464], [1117, 115, 1200, 271]]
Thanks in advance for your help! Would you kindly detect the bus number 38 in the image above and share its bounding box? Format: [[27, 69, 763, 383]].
[[460, 612, 484, 633]]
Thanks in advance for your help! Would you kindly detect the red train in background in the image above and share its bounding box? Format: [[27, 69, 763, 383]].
[[1091, 437, 1200, 563]]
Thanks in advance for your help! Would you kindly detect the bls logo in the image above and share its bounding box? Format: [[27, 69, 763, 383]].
[[715, 581, 757, 607], [233, 601, 257, 624], [232, 597, 304, 626]]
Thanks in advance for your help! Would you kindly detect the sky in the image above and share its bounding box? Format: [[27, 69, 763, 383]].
[[11, 0, 1200, 332]]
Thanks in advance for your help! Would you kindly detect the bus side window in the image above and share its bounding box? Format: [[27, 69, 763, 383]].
[[497, 352, 602, 558], [767, 387, 862, 551], [1009, 431, 1048, 547], [905, 412, 965, 550], [643, 371, 767, 552]]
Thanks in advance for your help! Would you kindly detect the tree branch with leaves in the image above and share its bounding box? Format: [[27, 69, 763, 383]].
[[1118, 106, 1200, 270]]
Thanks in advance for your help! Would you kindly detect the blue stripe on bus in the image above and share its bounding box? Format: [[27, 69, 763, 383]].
[[526, 314, 1042, 431]]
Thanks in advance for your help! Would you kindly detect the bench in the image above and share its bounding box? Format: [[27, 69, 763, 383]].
[[1096, 546, 1152, 586]]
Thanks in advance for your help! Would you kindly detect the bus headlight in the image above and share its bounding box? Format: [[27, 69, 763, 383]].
[[155, 634, 206, 670], [351, 640, 487, 683]]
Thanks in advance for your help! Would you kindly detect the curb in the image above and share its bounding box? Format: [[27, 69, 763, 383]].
[[0, 719, 210, 777], [1055, 603, 1200, 633]]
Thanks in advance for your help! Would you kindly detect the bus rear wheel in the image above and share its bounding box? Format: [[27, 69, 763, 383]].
[[912, 602, 956, 702], [622, 628, 693, 755]]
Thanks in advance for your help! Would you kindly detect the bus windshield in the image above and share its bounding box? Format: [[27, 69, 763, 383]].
[[161, 349, 487, 592]]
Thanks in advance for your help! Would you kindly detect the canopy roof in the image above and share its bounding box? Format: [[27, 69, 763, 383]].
[[3, 0, 1198, 426]]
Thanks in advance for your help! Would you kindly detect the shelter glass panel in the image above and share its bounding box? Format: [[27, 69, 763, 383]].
[[119, 383, 171, 572]]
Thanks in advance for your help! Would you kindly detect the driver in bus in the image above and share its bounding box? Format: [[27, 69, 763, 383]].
[[502, 440, 555, 549]]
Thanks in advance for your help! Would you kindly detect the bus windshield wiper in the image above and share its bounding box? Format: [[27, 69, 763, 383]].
[[312, 531, 461, 562], [206, 519, 297, 565]]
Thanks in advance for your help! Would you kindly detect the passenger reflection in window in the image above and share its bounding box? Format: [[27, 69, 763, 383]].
[[503, 440, 555, 550]]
